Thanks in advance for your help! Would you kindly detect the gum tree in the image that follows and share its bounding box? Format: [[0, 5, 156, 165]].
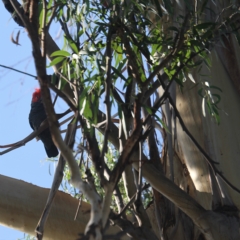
[[1, 0, 240, 239]]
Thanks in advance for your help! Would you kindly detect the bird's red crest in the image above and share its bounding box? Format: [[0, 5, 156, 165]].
[[32, 88, 41, 102]]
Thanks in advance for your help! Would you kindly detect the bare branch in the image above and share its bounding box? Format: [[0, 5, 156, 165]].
[[36, 117, 78, 239], [0, 109, 71, 155], [110, 93, 143, 187]]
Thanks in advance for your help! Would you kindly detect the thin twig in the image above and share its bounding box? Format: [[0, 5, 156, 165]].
[[100, 26, 113, 164], [0, 64, 37, 79], [59, 18, 76, 49], [74, 195, 83, 220], [115, 183, 150, 219], [49, 82, 77, 111], [0, 109, 71, 155], [46, 0, 57, 29], [135, 141, 143, 210], [215, 4, 234, 23], [55, 70, 77, 87], [110, 93, 143, 187], [9, 0, 31, 29], [123, 35, 144, 85]]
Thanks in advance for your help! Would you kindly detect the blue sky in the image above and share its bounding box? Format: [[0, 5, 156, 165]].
[[0, 7, 65, 239]]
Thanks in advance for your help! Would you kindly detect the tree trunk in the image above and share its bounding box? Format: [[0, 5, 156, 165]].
[[0, 174, 122, 239], [1, 0, 240, 239]]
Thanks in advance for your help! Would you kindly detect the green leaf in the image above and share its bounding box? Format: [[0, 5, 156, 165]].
[[118, 104, 122, 119], [203, 58, 211, 68], [56, 7, 63, 21], [111, 66, 128, 82], [191, 60, 203, 67], [164, 67, 176, 80], [212, 94, 221, 104], [115, 53, 123, 67], [209, 85, 222, 92], [174, 77, 184, 87], [152, 0, 163, 17], [84, 101, 93, 119], [184, 0, 193, 11], [231, 23, 240, 46], [189, 40, 204, 51], [79, 97, 92, 119], [51, 50, 70, 57], [59, 75, 67, 91], [167, 26, 179, 32], [80, 98, 86, 116], [200, 0, 208, 15], [50, 74, 58, 85], [155, 114, 170, 134], [39, 8, 43, 30], [142, 104, 153, 115], [64, 35, 79, 54], [117, 104, 128, 140], [194, 22, 216, 30], [65, 7, 70, 22], [70, 41, 79, 54], [206, 99, 220, 124], [210, 104, 220, 124], [47, 57, 65, 67], [47, 0, 53, 8], [198, 88, 204, 98], [162, 0, 173, 14], [91, 94, 99, 124], [77, 29, 84, 38]]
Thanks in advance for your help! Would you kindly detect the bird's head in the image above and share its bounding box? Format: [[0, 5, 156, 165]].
[[32, 88, 41, 103]]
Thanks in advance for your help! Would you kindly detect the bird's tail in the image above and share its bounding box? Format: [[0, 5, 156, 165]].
[[45, 145, 59, 158]]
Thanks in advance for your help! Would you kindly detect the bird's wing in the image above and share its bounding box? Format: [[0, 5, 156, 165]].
[[29, 119, 35, 130], [29, 111, 36, 130]]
